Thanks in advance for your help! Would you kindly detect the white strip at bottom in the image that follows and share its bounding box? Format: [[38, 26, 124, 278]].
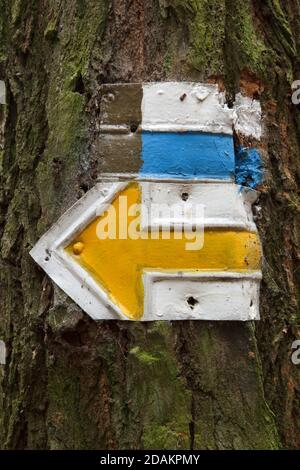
[[143, 271, 261, 321]]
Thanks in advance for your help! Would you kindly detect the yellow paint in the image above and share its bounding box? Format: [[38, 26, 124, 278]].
[[72, 242, 84, 255], [66, 184, 262, 320]]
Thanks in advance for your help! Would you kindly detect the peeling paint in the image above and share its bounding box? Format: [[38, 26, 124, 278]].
[[233, 93, 262, 140], [98, 82, 263, 181], [236, 146, 263, 189]]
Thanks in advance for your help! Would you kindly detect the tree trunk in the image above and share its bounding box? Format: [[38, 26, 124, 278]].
[[0, 0, 299, 450]]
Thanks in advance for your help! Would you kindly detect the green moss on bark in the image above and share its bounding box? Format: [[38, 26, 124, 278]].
[[36, 0, 108, 229], [160, 0, 271, 80], [127, 323, 192, 450], [225, 0, 269, 74]]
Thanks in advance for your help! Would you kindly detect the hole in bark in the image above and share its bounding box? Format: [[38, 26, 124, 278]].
[[181, 192, 189, 201], [187, 296, 198, 310], [80, 183, 89, 193], [180, 93, 187, 101], [130, 123, 138, 133], [52, 158, 63, 176], [250, 299, 253, 307], [74, 73, 85, 95], [61, 330, 82, 347]]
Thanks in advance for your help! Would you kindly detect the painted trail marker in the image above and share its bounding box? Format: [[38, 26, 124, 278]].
[[31, 82, 263, 321]]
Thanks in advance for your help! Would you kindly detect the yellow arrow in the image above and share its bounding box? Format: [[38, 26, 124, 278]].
[[65, 184, 261, 320]]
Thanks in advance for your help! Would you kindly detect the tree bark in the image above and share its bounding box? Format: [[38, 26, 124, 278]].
[[0, 0, 299, 450]]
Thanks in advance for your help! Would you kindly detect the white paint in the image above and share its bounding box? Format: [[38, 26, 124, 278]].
[[141, 83, 262, 139], [233, 93, 262, 140], [143, 271, 261, 321], [30, 182, 129, 321], [0, 80, 5, 105], [142, 82, 234, 134], [141, 182, 258, 232], [99, 124, 131, 134], [0, 340, 6, 365]]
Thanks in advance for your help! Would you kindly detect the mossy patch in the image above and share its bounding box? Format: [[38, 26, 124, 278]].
[[125, 323, 192, 450], [161, 0, 226, 75], [160, 0, 272, 81], [143, 424, 189, 450], [129, 346, 160, 365], [36, 0, 108, 229]]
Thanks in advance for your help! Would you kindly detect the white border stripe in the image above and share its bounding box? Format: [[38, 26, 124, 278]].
[[141, 182, 258, 232], [139, 82, 262, 139], [142, 82, 234, 134], [143, 270, 261, 321]]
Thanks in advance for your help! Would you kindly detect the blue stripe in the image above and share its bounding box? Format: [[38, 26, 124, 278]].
[[140, 132, 235, 180], [235, 146, 263, 188]]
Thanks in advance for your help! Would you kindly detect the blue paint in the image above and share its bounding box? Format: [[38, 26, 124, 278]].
[[235, 146, 263, 188], [140, 132, 235, 180]]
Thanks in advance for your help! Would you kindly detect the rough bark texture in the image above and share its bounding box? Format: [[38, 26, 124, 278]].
[[0, 0, 299, 450]]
